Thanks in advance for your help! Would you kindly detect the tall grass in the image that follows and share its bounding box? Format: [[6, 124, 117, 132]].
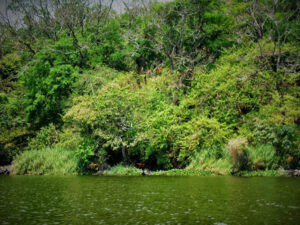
[[12, 147, 79, 175], [187, 148, 232, 175], [248, 144, 279, 170]]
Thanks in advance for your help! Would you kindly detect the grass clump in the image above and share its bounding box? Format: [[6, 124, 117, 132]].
[[11, 147, 79, 175], [102, 164, 142, 176]]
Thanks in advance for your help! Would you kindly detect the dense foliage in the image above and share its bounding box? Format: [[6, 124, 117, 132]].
[[0, 0, 299, 174]]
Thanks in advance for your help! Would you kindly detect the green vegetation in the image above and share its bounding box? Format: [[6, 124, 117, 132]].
[[0, 0, 299, 176], [11, 147, 79, 175], [102, 164, 142, 176], [152, 169, 215, 176], [236, 170, 286, 177]]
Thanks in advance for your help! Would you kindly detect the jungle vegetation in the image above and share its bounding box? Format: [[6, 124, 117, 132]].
[[0, 0, 299, 175]]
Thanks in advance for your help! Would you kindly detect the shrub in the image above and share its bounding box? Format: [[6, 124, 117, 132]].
[[0, 92, 26, 129], [274, 125, 297, 163], [74, 66, 120, 96], [27, 124, 60, 150], [55, 127, 83, 150], [0, 53, 21, 80], [75, 138, 96, 172], [166, 115, 232, 171], [253, 120, 299, 168]]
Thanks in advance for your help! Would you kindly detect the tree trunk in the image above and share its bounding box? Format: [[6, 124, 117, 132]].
[[121, 148, 128, 164]]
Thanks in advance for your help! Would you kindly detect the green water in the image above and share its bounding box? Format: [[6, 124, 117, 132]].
[[0, 176, 299, 225]]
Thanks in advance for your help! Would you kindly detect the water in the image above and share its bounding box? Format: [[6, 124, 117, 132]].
[[0, 176, 299, 225]]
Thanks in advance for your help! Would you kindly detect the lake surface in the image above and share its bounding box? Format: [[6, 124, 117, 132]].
[[0, 176, 299, 225]]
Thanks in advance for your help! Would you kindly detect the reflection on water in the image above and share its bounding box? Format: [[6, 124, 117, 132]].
[[0, 176, 299, 225]]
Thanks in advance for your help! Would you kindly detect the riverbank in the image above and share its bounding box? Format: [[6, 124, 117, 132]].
[[99, 166, 299, 177], [8, 147, 300, 177], [5, 162, 300, 177]]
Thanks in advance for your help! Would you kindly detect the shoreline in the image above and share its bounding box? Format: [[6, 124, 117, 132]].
[[2, 164, 299, 177]]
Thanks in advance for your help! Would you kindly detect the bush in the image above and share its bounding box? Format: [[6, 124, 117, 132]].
[[55, 127, 83, 150], [74, 66, 120, 96], [27, 124, 60, 150], [11, 147, 79, 175], [0, 53, 21, 80], [75, 138, 96, 172], [253, 120, 299, 168], [0, 92, 26, 129]]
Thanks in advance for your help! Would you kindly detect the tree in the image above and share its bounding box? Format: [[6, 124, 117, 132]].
[[23, 50, 77, 129], [137, 0, 232, 71], [237, 0, 300, 71], [1, 0, 116, 67]]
